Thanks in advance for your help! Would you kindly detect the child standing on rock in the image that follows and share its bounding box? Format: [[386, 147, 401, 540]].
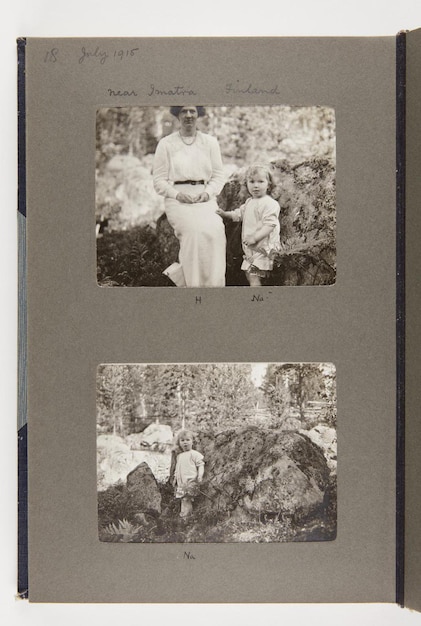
[[217, 163, 280, 286], [171, 429, 205, 518]]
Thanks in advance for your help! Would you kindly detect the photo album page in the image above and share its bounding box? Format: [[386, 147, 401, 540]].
[[21, 36, 403, 604]]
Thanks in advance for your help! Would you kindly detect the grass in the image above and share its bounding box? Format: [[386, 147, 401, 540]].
[[98, 477, 336, 543]]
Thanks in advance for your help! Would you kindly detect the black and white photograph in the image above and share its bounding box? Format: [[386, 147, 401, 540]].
[[97, 362, 337, 543], [96, 106, 336, 287]]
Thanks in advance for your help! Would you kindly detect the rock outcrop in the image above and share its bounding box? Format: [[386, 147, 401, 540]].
[[126, 423, 173, 452], [303, 425, 337, 474], [194, 427, 331, 522], [97, 432, 172, 490], [98, 426, 336, 542], [126, 462, 162, 518], [97, 435, 135, 490]]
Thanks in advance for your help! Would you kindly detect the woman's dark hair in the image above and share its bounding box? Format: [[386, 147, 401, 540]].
[[170, 106, 206, 118]]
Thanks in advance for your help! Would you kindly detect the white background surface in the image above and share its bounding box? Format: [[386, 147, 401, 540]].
[[2, 1, 421, 624]]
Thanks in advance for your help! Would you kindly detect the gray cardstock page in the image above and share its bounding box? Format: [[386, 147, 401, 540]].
[[26, 37, 396, 602]]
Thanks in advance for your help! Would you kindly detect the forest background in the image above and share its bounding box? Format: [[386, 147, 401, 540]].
[[97, 362, 336, 438]]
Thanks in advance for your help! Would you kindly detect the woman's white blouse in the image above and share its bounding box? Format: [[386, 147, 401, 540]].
[[153, 131, 225, 200]]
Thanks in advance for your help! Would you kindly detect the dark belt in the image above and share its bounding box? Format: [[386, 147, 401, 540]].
[[174, 180, 205, 185]]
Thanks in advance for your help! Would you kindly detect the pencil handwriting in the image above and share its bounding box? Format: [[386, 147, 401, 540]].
[[44, 48, 58, 63], [78, 47, 140, 65], [225, 81, 281, 96], [79, 46, 109, 65], [251, 291, 272, 301], [107, 89, 138, 97], [148, 84, 198, 96]]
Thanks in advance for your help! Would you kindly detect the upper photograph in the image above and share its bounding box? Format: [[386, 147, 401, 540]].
[[96, 105, 336, 287]]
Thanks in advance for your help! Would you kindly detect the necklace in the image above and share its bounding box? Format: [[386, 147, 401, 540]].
[[179, 131, 197, 146]]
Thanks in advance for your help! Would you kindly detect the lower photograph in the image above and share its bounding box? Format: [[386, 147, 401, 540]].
[[97, 362, 337, 543]]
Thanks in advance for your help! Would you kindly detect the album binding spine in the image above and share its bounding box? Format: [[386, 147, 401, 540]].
[[17, 36, 28, 600], [403, 26, 421, 613]]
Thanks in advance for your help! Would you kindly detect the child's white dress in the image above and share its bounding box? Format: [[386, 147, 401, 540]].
[[231, 196, 280, 273], [174, 450, 205, 498]]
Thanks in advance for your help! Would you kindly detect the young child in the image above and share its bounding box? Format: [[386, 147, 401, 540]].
[[217, 164, 280, 286], [171, 429, 205, 518]]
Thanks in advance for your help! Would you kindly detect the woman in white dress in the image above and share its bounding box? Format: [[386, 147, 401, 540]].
[[153, 106, 226, 287]]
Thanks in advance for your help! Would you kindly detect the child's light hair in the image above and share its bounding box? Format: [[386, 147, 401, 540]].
[[245, 163, 275, 195], [174, 429, 195, 450]]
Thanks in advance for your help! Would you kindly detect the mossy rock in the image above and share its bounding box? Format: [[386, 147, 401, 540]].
[[194, 427, 333, 522]]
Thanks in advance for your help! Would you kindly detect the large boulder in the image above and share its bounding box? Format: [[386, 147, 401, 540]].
[[126, 462, 162, 517], [127, 424, 173, 453], [155, 213, 180, 272], [97, 434, 135, 490], [303, 425, 337, 474], [125, 432, 146, 450], [97, 433, 126, 448], [131, 449, 172, 483], [97, 429, 173, 491], [138, 423, 173, 451], [195, 427, 331, 522]]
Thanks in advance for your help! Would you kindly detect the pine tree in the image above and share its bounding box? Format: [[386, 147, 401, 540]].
[[262, 363, 336, 428]]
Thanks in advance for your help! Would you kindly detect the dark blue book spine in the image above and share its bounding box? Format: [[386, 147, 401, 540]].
[[17, 36, 28, 600]]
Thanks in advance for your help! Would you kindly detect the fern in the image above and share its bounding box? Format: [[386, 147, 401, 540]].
[[276, 232, 330, 259], [102, 518, 141, 542]]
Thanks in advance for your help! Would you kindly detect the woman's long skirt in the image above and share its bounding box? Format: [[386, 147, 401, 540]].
[[164, 183, 226, 287]]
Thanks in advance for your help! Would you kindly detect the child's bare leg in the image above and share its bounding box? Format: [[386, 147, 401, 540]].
[[180, 496, 193, 518], [246, 271, 262, 287]]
